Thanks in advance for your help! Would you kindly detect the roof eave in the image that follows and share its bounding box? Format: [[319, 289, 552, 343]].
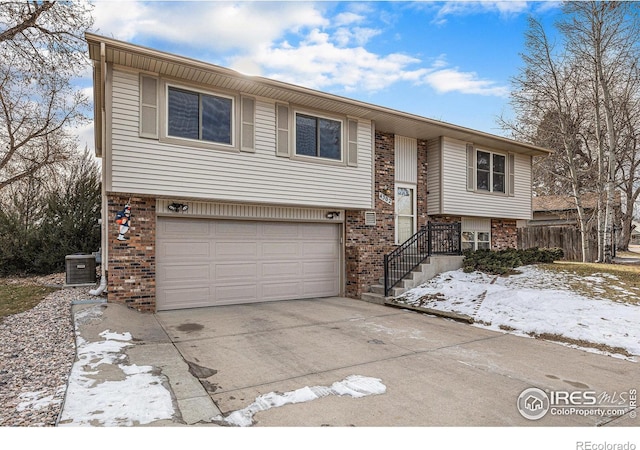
[[85, 32, 553, 157]]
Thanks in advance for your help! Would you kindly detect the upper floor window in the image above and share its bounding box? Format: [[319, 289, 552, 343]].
[[167, 86, 233, 145], [477, 150, 505, 193], [295, 112, 342, 161]]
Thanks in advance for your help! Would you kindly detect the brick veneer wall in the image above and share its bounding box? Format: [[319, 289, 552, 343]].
[[345, 131, 396, 298], [430, 215, 463, 224], [417, 139, 429, 229], [345, 132, 431, 298], [107, 195, 156, 312], [491, 218, 518, 250]]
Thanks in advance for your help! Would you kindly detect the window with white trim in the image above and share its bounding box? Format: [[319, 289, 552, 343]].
[[462, 231, 491, 251], [476, 150, 506, 193], [167, 86, 233, 145], [295, 112, 342, 161]]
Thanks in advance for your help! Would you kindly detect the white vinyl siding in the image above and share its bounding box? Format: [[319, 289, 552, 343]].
[[435, 137, 532, 220], [108, 69, 373, 209], [156, 199, 345, 223], [395, 136, 417, 183]]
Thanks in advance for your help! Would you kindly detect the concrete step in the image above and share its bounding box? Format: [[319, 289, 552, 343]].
[[372, 255, 465, 302], [360, 292, 387, 305], [369, 284, 405, 298], [370, 284, 385, 295]]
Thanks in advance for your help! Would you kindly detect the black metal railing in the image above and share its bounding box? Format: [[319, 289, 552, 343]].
[[383, 222, 462, 296], [427, 222, 463, 255]]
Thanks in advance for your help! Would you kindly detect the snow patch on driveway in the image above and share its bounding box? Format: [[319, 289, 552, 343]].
[[58, 306, 175, 426], [215, 375, 386, 427]]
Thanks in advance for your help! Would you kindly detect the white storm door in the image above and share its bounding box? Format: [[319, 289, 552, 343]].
[[395, 184, 416, 244]]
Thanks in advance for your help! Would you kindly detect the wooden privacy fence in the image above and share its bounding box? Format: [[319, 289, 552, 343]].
[[517, 226, 597, 262]]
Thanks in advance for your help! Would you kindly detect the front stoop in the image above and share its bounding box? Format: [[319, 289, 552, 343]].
[[360, 283, 394, 305], [360, 255, 465, 305]]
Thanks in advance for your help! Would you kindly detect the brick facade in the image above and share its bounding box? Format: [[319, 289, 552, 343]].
[[107, 195, 156, 312], [417, 139, 429, 229], [344, 132, 432, 298], [345, 132, 395, 298], [491, 219, 518, 250], [103, 137, 521, 309]]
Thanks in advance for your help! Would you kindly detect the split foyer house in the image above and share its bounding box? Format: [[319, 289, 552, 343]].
[[87, 33, 551, 312]]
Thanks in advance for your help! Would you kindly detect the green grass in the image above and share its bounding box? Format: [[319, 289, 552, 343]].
[[0, 283, 59, 320], [539, 261, 640, 304]]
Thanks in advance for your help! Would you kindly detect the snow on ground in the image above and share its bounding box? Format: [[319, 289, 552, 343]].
[[214, 375, 387, 427], [58, 307, 175, 426], [395, 265, 640, 360]]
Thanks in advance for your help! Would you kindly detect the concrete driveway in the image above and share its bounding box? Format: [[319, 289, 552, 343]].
[[155, 297, 639, 427]]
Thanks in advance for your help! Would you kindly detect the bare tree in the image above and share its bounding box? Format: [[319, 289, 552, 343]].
[[613, 68, 640, 250], [504, 2, 640, 262], [0, 1, 93, 190], [560, 1, 640, 262], [504, 16, 593, 262]]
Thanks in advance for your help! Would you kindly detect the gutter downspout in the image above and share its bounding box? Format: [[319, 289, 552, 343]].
[[90, 42, 108, 296]]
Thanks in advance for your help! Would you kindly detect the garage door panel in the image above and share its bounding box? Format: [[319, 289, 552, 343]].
[[157, 219, 340, 310], [262, 223, 300, 237], [302, 225, 337, 239], [261, 241, 300, 258], [261, 261, 299, 278], [302, 260, 338, 276], [215, 284, 258, 303], [160, 287, 211, 310], [303, 279, 339, 296], [215, 220, 258, 236], [161, 219, 209, 236], [215, 241, 258, 258], [160, 241, 211, 258], [302, 241, 339, 258], [262, 281, 303, 300], [159, 264, 210, 282], [214, 263, 258, 281]]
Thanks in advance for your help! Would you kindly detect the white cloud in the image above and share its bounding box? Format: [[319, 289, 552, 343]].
[[432, 0, 531, 24], [333, 26, 381, 47], [88, 1, 507, 110], [93, 1, 327, 53], [333, 11, 364, 27], [234, 29, 428, 92], [423, 67, 509, 97], [75, 122, 95, 154], [92, 0, 150, 41], [428, 0, 562, 25]]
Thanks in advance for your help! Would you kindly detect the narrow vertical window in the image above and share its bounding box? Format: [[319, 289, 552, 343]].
[[476, 149, 506, 194]]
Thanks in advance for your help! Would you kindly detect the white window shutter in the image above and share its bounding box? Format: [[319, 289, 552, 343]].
[[347, 119, 358, 167], [276, 104, 290, 157], [241, 96, 255, 152], [508, 153, 515, 196], [139, 75, 158, 139], [466, 143, 475, 191]]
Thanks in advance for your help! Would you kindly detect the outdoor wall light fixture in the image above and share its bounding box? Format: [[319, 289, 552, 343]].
[[326, 211, 340, 219], [168, 202, 189, 212]]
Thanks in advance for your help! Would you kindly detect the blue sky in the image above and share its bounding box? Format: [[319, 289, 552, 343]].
[[80, 1, 564, 148]]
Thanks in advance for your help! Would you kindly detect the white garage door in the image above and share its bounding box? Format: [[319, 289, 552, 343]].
[[156, 218, 341, 310]]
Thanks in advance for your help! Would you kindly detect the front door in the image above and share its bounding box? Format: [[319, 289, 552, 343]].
[[396, 184, 416, 244]]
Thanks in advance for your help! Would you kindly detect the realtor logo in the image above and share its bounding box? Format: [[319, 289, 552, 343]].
[[517, 387, 550, 420]]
